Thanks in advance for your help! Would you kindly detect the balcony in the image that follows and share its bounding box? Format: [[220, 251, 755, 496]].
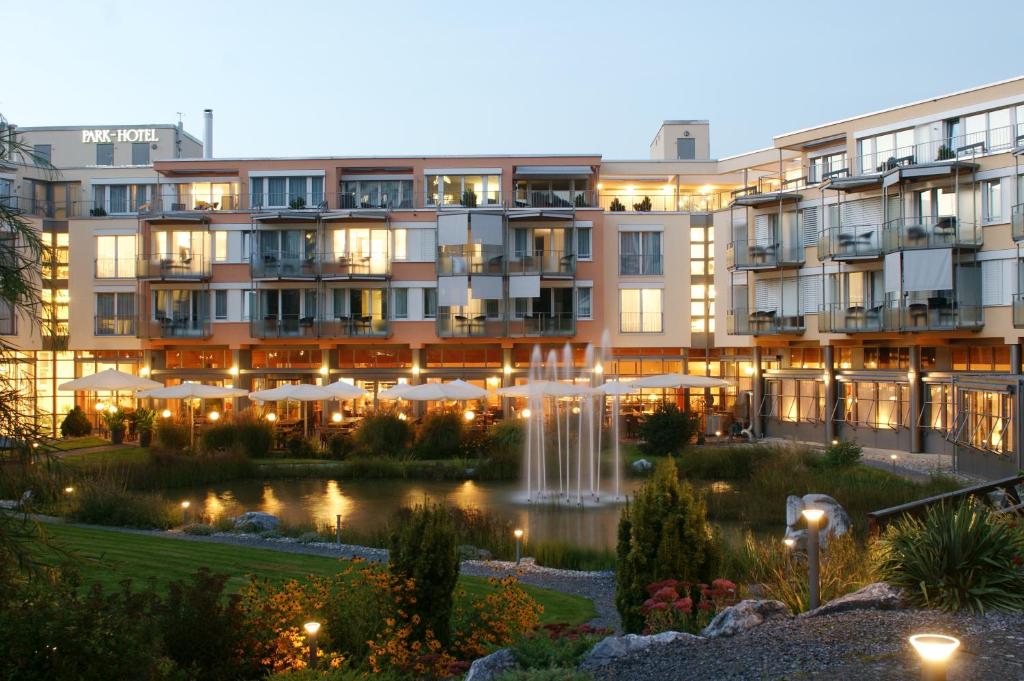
[[507, 250, 575, 277], [727, 308, 805, 336], [250, 315, 321, 339], [1014, 293, 1024, 328], [817, 303, 886, 334], [250, 192, 327, 212], [338, 191, 413, 210], [251, 250, 318, 279], [147, 316, 212, 339], [94, 315, 136, 337], [436, 312, 507, 338], [142, 193, 240, 216], [881, 217, 981, 252], [513, 189, 595, 209], [1012, 204, 1024, 241], [726, 239, 804, 270], [619, 254, 664, 276], [318, 316, 390, 338], [437, 245, 505, 276], [428, 190, 502, 209], [319, 252, 391, 279], [731, 174, 806, 206], [883, 292, 983, 332], [600, 192, 727, 213], [136, 252, 211, 280], [508, 312, 575, 337], [856, 124, 1018, 175], [817, 224, 883, 261]]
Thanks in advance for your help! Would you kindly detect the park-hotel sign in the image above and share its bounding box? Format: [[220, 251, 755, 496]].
[[81, 128, 160, 144]]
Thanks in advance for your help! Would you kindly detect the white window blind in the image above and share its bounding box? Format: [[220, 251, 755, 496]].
[[840, 197, 883, 227], [755, 279, 780, 311], [753, 214, 774, 245], [799, 274, 822, 314], [981, 259, 1014, 306], [802, 207, 820, 246]]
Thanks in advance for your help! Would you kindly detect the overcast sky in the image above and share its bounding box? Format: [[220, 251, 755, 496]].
[[4, 0, 1022, 160]]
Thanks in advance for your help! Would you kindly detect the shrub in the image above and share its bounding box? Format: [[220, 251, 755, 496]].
[[200, 413, 274, 459], [132, 408, 156, 447], [875, 501, 1024, 613], [155, 420, 190, 451], [640, 578, 738, 634], [101, 408, 127, 443], [675, 444, 777, 480], [495, 669, 594, 681], [353, 413, 412, 458], [286, 436, 320, 459], [615, 457, 721, 633], [412, 411, 464, 460], [59, 406, 92, 437], [183, 523, 214, 536], [821, 440, 862, 468], [510, 623, 609, 670], [451, 576, 542, 659], [637, 404, 699, 457], [68, 482, 176, 529], [388, 503, 460, 645], [326, 433, 354, 460]]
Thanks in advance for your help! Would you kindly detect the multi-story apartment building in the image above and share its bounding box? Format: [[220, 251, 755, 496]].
[[5, 78, 1024, 479]]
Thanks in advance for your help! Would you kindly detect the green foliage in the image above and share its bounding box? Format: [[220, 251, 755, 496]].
[[59, 406, 92, 437], [615, 457, 721, 633], [200, 413, 274, 458], [496, 669, 593, 681], [268, 670, 408, 681], [388, 503, 460, 644], [876, 501, 1024, 613], [632, 196, 652, 211], [68, 481, 177, 529], [286, 436, 320, 459], [155, 420, 190, 451], [530, 540, 616, 571], [326, 433, 354, 459], [101, 409, 127, 440], [133, 407, 157, 434], [352, 413, 412, 458], [637, 404, 699, 457], [675, 444, 777, 479], [412, 411, 464, 460], [511, 624, 607, 671], [822, 440, 863, 468]]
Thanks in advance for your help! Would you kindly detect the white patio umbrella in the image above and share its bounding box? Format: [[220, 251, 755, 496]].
[[138, 383, 249, 447], [323, 380, 367, 399], [378, 383, 416, 400], [400, 379, 487, 402], [496, 381, 553, 398], [249, 383, 336, 437], [632, 373, 731, 389], [59, 368, 162, 392]]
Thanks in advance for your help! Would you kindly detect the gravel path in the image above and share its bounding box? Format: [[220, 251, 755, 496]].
[[590, 609, 1024, 680]]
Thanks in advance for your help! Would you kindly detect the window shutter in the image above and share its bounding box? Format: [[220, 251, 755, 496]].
[[754, 214, 773, 245], [981, 259, 1013, 307], [799, 274, 822, 314], [840, 197, 883, 227], [755, 279, 780, 311], [802, 207, 820, 246]]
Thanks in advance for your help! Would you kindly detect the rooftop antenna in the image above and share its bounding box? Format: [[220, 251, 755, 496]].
[[176, 112, 184, 124]]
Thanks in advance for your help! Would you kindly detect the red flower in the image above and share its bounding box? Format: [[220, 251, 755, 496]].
[[653, 586, 679, 602], [673, 597, 693, 613]]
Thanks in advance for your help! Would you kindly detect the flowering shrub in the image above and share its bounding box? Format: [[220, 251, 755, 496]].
[[511, 623, 612, 670], [450, 576, 543, 658], [640, 578, 739, 634]]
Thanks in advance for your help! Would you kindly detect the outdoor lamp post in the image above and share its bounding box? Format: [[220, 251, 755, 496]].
[[514, 528, 524, 564], [181, 500, 191, 525], [208, 410, 220, 422], [464, 409, 476, 422], [265, 412, 277, 423], [332, 412, 342, 423], [909, 634, 960, 681], [161, 408, 172, 419], [303, 621, 321, 669], [64, 486, 74, 494], [802, 508, 825, 609], [890, 453, 898, 472]]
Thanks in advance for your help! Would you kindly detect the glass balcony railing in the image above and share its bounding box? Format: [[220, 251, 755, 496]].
[[338, 191, 414, 210], [142, 194, 240, 214], [251, 250, 318, 279], [1012, 204, 1024, 241], [506, 250, 575, 276], [727, 308, 805, 335], [250, 192, 326, 211], [436, 312, 508, 338], [855, 124, 1018, 175], [817, 224, 883, 260], [600, 192, 728, 213], [136, 252, 211, 280], [428, 190, 502, 208], [318, 316, 390, 338], [94, 315, 135, 336], [512, 190, 595, 209], [618, 253, 664, 276], [1014, 293, 1024, 328], [318, 252, 390, 279], [147, 317, 212, 339], [726, 239, 804, 270], [437, 245, 506, 276], [508, 312, 575, 336], [881, 217, 981, 252], [817, 302, 886, 333], [883, 292, 983, 332], [250, 315, 321, 339]]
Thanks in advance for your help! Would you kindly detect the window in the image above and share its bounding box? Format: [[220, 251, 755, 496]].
[[92, 184, 152, 214], [0, 300, 15, 335], [95, 235, 136, 278], [393, 229, 407, 260], [96, 143, 114, 166], [341, 179, 414, 209], [807, 152, 848, 182], [423, 288, 437, 319], [33, 144, 51, 164], [95, 292, 135, 336], [954, 389, 1013, 455], [576, 227, 592, 260], [619, 231, 662, 275], [393, 288, 408, 319], [983, 179, 1003, 223], [131, 142, 150, 166], [676, 138, 696, 160], [214, 290, 227, 320], [577, 286, 592, 319], [213, 231, 228, 262], [250, 175, 324, 208], [426, 174, 500, 207], [857, 128, 914, 172], [619, 288, 662, 333]]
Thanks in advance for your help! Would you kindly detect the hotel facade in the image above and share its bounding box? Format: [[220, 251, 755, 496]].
[[4, 79, 1024, 478]]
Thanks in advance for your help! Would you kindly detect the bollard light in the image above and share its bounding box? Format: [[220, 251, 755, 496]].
[[64, 486, 74, 494], [802, 508, 825, 609], [181, 500, 191, 525], [161, 408, 172, 419], [265, 412, 277, 422], [304, 621, 321, 669], [208, 410, 220, 422], [332, 412, 342, 423], [521, 408, 532, 419], [715, 430, 722, 438], [782, 537, 795, 549], [890, 453, 898, 473], [514, 528, 524, 564], [463, 409, 475, 422], [831, 439, 839, 446], [909, 634, 959, 681]]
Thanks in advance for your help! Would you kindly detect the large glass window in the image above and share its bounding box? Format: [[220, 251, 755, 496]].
[[857, 128, 914, 172], [131, 142, 150, 165], [423, 288, 437, 318], [95, 143, 114, 166], [92, 184, 153, 215], [577, 286, 592, 319], [954, 389, 1013, 455], [426, 174, 500, 207], [576, 227, 592, 260], [393, 288, 408, 319], [619, 288, 662, 333], [983, 179, 1003, 223], [95, 235, 136, 278], [94, 292, 135, 335], [250, 175, 324, 208], [341, 179, 413, 209], [619, 231, 663, 275]]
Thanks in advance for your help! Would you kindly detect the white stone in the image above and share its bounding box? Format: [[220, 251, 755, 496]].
[[784, 493, 852, 543], [579, 631, 701, 670], [632, 458, 654, 473], [700, 599, 792, 638], [233, 511, 280, 532], [465, 648, 516, 681], [802, 582, 907, 618]]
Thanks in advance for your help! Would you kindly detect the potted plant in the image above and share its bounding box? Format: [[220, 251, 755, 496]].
[[102, 408, 127, 445], [289, 196, 307, 209], [632, 196, 653, 212], [462, 189, 478, 208], [936, 144, 955, 160], [89, 207, 107, 217], [133, 407, 156, 447], [610, 197, 626, 212]]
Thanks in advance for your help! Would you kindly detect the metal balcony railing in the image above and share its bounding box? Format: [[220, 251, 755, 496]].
[[600, 192, 727, 213], [251, 250, 318, 279], [1012, 203, 1024, 241], [250, 192, 326, 211], [619, 311, 664, 334], [817, 302, 886, 333], [147, 316, 212, 339], [509, 312, 576, 336], [817, 224, 883, 260], [94, 315, 135, 336], [855, 124, 1019, 175], [436, 312, 508, 338], [136, 252, 211, 280], [883, 292, 983, 332], [428, 190, 502, 208], [512, 189, 595, 209], [437, 245, 506, 276], [319, 316, 390, 338], [250, 315, 321, 339], [618, 253, 664, 276], [507, 249, 575, 276], [142, 193, 241, 214], [94, 258, 137, 279], [1014, 293, 1024, 329], [319, 251, 390, 279], [338, 191, 414, 210], [727, 308, 805, 335], [881, 217, 981, 252], [726, 239, 804, 270]]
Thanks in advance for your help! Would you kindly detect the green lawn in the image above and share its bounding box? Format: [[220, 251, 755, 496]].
[[36, 522, 594, 625], [46, 436, 111, 451], [59, 446, 150, 469]]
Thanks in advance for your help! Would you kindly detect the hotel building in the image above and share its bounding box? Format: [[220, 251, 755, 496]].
[[4, 78, 1024, 478]]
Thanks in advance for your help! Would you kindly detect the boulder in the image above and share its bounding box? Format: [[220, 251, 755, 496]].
[[458, 544, 494, 561], [784, 493, 852, 544], [632, 458, 654, 473], [465, 647, 516, 681], [233, 511, 279, 533], [700, 599, 792, 638], [802, 583, 907, 618], [578, 631, 701, 671]]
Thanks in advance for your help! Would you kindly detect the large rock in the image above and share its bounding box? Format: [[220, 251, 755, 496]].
[[465, 648, 516, 681], [233, 511, 279, 533], [802, 583, 907, 618], [632, 458, 654, 473], [700, 599, 792, 638], [784, 493, 852, 545], [578, 631, 701, 671]]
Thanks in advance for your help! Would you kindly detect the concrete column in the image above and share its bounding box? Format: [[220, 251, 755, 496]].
[[909, 345, 923, 453], [823, 345, 837, 445], [1012, 343, 1022, 375], [410, 348, 423, 418], [752, 346, 764, 438], [501, 347, 514, 418]]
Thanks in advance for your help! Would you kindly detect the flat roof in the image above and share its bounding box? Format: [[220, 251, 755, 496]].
[[158, 153, 603, 163]]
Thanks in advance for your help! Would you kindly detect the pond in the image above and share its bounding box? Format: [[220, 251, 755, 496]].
[[167, 477, 759, 551]]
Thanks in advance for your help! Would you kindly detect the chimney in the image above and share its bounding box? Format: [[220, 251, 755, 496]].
[[203, 109, 213, 159]]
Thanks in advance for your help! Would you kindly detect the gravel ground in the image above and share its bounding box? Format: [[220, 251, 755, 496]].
[[590, 609, 1024, 680]]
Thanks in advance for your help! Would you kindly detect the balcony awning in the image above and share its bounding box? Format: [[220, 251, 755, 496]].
[[731, 191, 802, 207], [824, 176, 882, 192], [319, 209, 388, 222], [507, 209, 575, 220], [252, 210, 321, 222], [141, 212, 210, 224], [514, 165, 593, 177], [881, 161, 979, 188], [470, 275, 503, 300]]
